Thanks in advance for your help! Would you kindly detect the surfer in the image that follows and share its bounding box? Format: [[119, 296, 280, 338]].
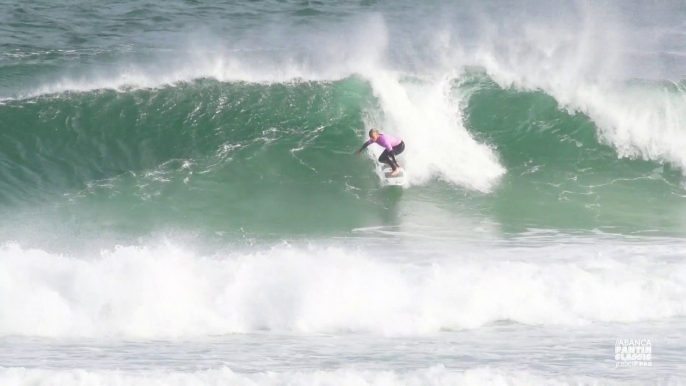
[[356, 129, 405, 176]]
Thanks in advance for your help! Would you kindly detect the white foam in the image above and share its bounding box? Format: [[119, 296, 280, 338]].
[[0, 241, 684, 339], [363, 70, 505, 191], [0, 366, 618, 386]]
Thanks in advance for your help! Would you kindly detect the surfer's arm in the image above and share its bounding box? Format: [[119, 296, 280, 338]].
[[356, 139, 373, 154]]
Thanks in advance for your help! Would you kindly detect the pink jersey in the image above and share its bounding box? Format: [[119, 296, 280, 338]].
[[364, 134, 402, 151]]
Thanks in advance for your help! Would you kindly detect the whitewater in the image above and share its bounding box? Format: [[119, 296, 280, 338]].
[[1, 0, 686, 385]]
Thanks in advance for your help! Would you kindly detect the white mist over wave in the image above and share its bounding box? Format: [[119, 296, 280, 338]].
[[461, 2, 686, 170], [0, 366, 622, 386], [12, 15, 390, 98], [0, 241, 684, 339]]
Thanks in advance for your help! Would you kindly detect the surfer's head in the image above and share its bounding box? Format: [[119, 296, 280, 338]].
[[368, 128, 380, 141]]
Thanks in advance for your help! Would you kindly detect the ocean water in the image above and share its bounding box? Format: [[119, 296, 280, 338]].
[[1, 0, 686, 385]]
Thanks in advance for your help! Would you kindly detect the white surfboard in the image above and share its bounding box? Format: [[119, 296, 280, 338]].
[[378, 165, 406, 186]]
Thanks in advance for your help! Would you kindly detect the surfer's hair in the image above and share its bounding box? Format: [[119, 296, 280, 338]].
[[368, 128, 379, 137]]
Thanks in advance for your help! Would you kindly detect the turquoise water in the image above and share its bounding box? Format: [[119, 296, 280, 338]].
[[3, 76, 686, 242], [1, 1, 685, 384]]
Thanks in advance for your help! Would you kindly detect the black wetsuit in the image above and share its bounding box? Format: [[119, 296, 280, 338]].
[[378, 141, 405, 171]]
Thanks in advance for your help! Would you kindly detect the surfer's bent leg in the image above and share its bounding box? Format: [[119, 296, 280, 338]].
[[378, 150, 397, 171], [385, 141, 405, 169]]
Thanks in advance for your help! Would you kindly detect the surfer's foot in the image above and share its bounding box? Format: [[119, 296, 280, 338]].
[[396, 162, 402, 168], [390, 170, 400, 176]]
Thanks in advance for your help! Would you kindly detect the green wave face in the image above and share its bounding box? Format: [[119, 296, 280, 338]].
[[1, 74, 685, 244], [0, 78, 395, 239], [462, 75, 686, 234]]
